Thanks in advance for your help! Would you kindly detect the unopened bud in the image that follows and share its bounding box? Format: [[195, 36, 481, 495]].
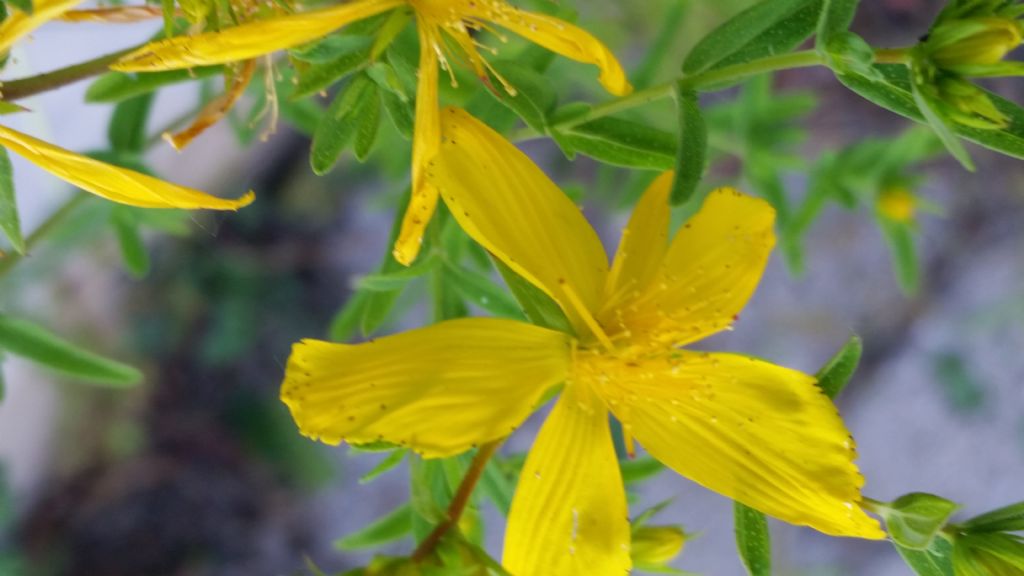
[[631, 525, 687, 569], [931, 17, 1023, 70], [877, 186, 918, 224]]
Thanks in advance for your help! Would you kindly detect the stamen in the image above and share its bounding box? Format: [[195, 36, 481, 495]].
[[559, 279, 615, 352]]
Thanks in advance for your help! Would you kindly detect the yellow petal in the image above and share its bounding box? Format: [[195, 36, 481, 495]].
[[393, 21, 441, 266], [164, 60, 256, 150], [602, 172, 672, 318], [582, 350, 884, 539], [0, 0, 82, 54], [59, 6, 163, 23], [503, 383, 630, 576], [614, 188, 775, 347], [466, 1, 632, 96], [0, 125, 254, 209], [428, 108, 609, 338], [112, 0, 403, 71], [281, 318, 570, 458]]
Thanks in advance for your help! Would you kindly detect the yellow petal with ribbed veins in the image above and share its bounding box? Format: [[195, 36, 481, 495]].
[[429, 108, 609, 338], [616, 188, 775, 347], [281, 318, 570, 458], [112, 0, 403, 71], [583, 350, 884, 539], [393, 21, 441, 266], [466, 1, 631, 96], [0, 0, 82, 54], [0, 126, 254, 209], [504, 383, 630, 576], [602, 172, 673, 319], [164, 60, 256, 150]]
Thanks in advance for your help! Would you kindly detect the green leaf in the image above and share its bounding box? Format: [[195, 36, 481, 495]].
[[620, 457, 666, 485], [485, 61, 557, 133], [671, 85, 707, 205], [292, 46, 371, 100], [380, 87, 414, 139], [493, 258, 573, 334], [932, 352, 986, 412], [6, 0, 32, 14], [359, 449, 408, 485], [356, 254, 439, 292], [479, 459, 515, 516], [880, 493, 960, 550], [310, 74, 376, 175], [911, 80, 975, 171], [0, 315, 142, 386], [880, 219, 919, 294], [683, 0, 821, 75], [443, 262, 524, 319], [108, 93, 153, 154], [816, 0, 859, 47], [815, 334, 862, 399], [334, 504, 412, 550], [896, 537, 955, 576], [0, 147, 23, 254], [735, 502, 771, 576], [353, 84, 382, 162], [555, 116, 676, 170], [961, 501, 1024, 534], [86, 67, 223, 103], [290, 34, 370, 63], [836, 64, 1024, 161], [110, 207, 150, 279], [328, 289, 371, 342]]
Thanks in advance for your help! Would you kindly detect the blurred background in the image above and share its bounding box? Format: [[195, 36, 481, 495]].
[[0, 0, 1022, 574]]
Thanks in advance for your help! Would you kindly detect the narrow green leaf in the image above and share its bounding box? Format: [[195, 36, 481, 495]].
[[443, 262, 524, 319], [620, 457, 666, 485], [815, 334, 862, 399], [290, 34, 370, 63], [555, 117, 676, 170], [816, 0, 860, 47], [683, 0, 821, 75], [334, 504, 412, 550], [160, 0, 174, 38], [111, 208, 150, 279], [0, 147, 24, 254], [6, 0, 32, 15], [108, 93, 153, 154], [735, 502, 771, 576], [485, 61, 557, 133], [911, 80, 975, 171], [86, 67, 223, 103], [479, 460, 514, 516], [493, 258, 573, 334], [962, 501, 1024, 534], [359, 449, 407, 485], [895, 536, 955, 576], [880, 220, 919, 294], [328, 289, 370, 342], [355, 254, 439, 291], [671, 85, 707, 205], [353, 83, 381, 162], [380, 87, 413, 139], [0, 315, 142, 386], [310, 75, 375, 175], [292, 46, 371, 100]]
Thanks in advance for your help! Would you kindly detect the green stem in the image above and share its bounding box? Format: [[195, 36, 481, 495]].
[[0, 45, 140, 101], [411, 440, 501, 561], [0, 193, 89, 278]]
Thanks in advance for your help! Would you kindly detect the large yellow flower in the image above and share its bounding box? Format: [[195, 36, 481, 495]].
[[281, 109, 884, 575], [111, 0, 631, 265], [0, 126, 253, 209]]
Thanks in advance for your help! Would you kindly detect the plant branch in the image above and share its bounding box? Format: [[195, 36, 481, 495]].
[[0, 45, 140, 101], [411, 440, 502, 561], [0, 192, 89, 278]]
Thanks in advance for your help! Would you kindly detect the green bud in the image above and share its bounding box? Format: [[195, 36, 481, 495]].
[[876, 493, 960, 550], [631, 525, 688, 570], [822, 32, 882, 79], [930, 17, 1022, 70], [953, 532, 1024, 576]]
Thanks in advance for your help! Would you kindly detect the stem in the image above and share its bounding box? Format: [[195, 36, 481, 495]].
[[0, 45, 140, 101], [0, 193, 89, 278], [874, 47, 912, 64], [411, 440, 501, 561]]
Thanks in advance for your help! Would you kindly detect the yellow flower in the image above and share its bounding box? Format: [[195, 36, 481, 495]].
[[281, 108, 883, 575], [876, 186, 917, 223], [0, 125, 253, 209], [0, 0, 82, 55], [111, 0, 631, 265]]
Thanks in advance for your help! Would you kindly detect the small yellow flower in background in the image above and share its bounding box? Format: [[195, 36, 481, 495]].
[[112, 0, 631, 265], [630, 525, 687, 572], [876, 185, 918, 223], [0, 125, 254, 209], [0, 0, 82, 55], [282, 108, 883, 575]]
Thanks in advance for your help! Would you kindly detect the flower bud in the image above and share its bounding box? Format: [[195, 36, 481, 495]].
[[631, 525, 687, 569], [930, 17, 1023, 71], [876, 186, 918, 224]]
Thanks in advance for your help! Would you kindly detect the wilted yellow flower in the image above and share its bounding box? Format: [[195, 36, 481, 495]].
[[0, 125, 253, 209], [0, 0, 81, 55], [281, 109, 883, 575], [112, 0, 630, 265]]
